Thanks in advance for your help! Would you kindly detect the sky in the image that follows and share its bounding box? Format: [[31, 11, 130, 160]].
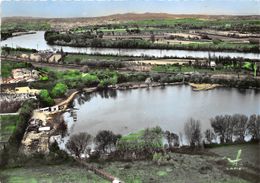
[[1, 0, 260, 18]]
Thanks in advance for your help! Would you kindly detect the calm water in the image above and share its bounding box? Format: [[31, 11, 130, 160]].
[[2, 31, 260, 59], [66, 85, 260, 136]]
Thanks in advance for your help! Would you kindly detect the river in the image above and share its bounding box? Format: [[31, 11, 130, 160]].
[[65, 85, 260, 137], [1, 31, 260, 59]]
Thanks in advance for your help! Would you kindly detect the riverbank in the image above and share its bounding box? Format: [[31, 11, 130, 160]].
[[2, 31, 260, 59], [46, 37, 260, 53]]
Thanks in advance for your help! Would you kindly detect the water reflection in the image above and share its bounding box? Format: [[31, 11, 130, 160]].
[[64, 85, 260, 137], [2, 31, 260, 60], [76, 92, 91, 105], [97, 89, 118, 99]]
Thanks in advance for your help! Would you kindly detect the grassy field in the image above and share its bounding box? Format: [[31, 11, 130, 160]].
[[127, 18, 260, 27], [1, 60, 32, 78], [98, 153, 249, 183], [0, 115, 19, 144], [152, 65, 216, 73], [0, 164, 109, 183], [1, 22, 51, 32]]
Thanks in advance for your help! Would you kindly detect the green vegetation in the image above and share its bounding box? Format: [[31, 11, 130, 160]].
[[0, 115, 19, 145], [127, 18, 260, 33], [152, 64, 213, 73], [117, 127, 163, 152], [98, 154, 249, 183], [31, 69, 126, 92], [38, 90, 55, 107], [1, 22, 51, 32], [1, 60, 33, 78], [45, 32, 259, 52], [51, 82, 68, 98], [127, 18, 208, 27], [1, 47, 37, 56], [8, 100, 37, 147], [0, 164, 108, 183]]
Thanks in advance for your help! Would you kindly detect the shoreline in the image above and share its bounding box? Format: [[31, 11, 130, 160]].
[[47, 41, 260, 54]]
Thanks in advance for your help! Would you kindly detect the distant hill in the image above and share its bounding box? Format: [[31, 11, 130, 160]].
[[2, 13, 260, 30], [3, 12, 260, 22]]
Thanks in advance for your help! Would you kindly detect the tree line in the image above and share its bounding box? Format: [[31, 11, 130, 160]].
[[65, 114, 260, 160]]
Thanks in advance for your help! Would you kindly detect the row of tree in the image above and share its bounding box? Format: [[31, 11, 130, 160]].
[[65, 114, 259, 159], [66, 130, 121, 158], [184, 114, 260, 147]]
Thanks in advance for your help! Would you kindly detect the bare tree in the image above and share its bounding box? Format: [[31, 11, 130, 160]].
[[211, 115, 231, 143], [164, 131, 179, 148], [66, 132, 92, 158], [184, 118, 202, 147], [224, 115, 235, 143], [95, 130, 121, 153], [247, 114, 260, 141], [233, 114, 248, 142], [204, 129, 216, 144]]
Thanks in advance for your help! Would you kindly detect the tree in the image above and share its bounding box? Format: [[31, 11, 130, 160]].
[[164, 130, 179, 148], [233, 114, 248, 142], [51, 82, 68, 98], [204, 129, 216, 144], [95, 130, 121, 153], [211, 115, 229, 143], [150, 32, 155, 43], [39, 89, 55, 107], [184, 118, 202, 147], [97, 31, 104, 39], [66, 132, 92, 158], [247, 114, 260, 141], [142, 126, 163, 152]]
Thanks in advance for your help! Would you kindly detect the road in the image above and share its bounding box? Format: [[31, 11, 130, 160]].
[[0, 113, 19, 116]]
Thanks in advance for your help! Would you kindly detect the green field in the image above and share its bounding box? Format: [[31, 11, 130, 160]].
[[127, 18, 260, 27], [1, 60, 33, 78], [152, 65, 216, 73], [98, 153, 249, 183], [1, 22, 51, 32], [0, 115, 19, 144], [0, 164, 109, 183]]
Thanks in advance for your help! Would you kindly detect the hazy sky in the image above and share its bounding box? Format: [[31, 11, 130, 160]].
[[2, 0, 260, 18]]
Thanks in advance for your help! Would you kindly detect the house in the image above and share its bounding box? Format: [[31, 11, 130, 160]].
[[30, 53, 42, 62], [48, 53, 62, 63], [210, 61, 216, 67], [19, 53, 30, 59], [38, 126, 51, 132], [12, 68, 31, 79], [14, 87, 41, 95]]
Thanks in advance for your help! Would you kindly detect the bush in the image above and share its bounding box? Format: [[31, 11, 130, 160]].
[[8, 99, 37, 148], [39, 89, 55, 107], [51, 83, 68, 98]]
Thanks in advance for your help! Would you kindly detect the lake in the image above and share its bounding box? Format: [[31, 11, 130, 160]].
[[65, 85, 260, 137], [2, 31, 260, 59]]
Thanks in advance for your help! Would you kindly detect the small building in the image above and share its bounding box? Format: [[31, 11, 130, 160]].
[[48, 53, 62, 63], [19, 53, 30, 59], [14, 87, 40, 95], [30, 53, 42, 62], [12, 68, 31, 79], [38, 126, 51, 132], [210, 61, 216, 67]]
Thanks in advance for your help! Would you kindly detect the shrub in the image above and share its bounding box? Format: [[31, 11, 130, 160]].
[[51, 82, 68, 98], [39, 89, 55, 107]]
